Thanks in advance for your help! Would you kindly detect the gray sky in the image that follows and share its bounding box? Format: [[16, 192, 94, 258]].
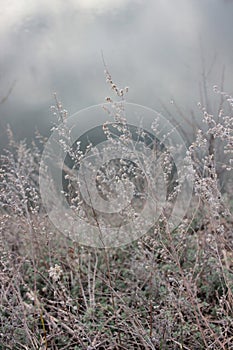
[[1, 0, 233, 144]]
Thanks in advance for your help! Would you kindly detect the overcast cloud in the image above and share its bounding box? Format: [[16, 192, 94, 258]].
[[0, 0, 233, 144]]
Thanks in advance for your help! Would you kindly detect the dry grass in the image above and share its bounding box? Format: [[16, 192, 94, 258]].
[[0, 75, 232, 349]]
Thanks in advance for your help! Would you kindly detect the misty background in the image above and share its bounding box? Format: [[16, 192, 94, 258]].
[[0, 0, 233, 148]]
